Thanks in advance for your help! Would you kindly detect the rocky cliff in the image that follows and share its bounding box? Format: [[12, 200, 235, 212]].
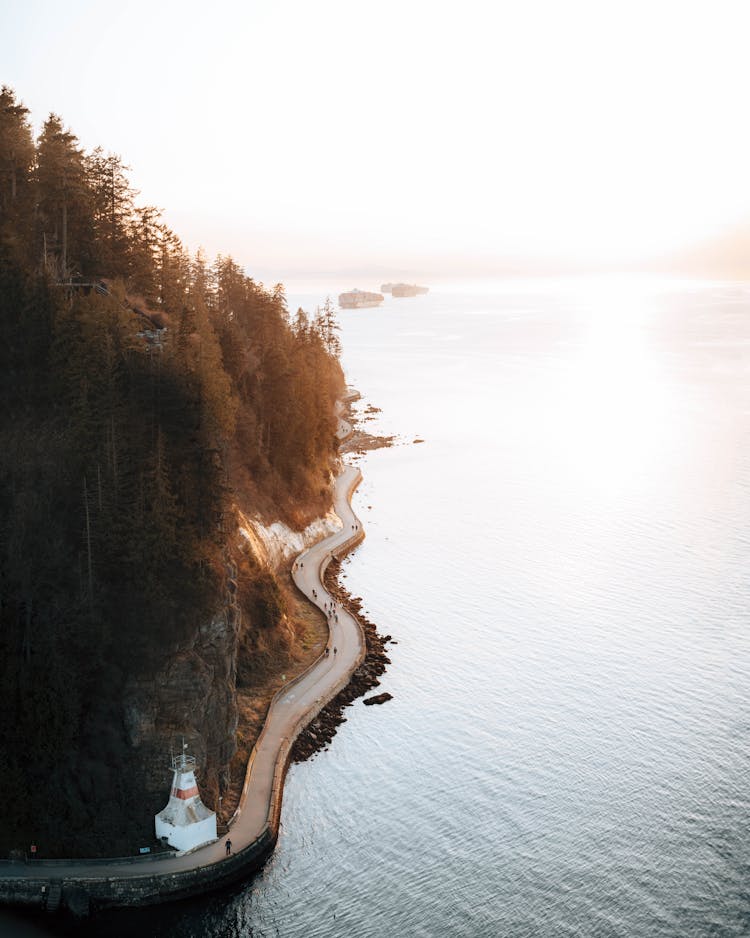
[[121, 503, 342, 838]]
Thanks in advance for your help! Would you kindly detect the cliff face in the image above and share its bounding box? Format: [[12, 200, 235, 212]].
[[238, 507, 342, 568], [123, 602, 242, 814], [121, 504, 340, 833]]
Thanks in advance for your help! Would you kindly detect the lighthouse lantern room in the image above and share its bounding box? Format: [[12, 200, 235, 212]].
[[155, 747, 217, 852]]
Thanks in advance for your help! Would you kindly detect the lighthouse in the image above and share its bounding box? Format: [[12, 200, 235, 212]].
[[154, 747, 217, 852]]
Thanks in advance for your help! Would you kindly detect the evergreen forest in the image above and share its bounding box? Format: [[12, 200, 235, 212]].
[[0, 87, 345, 855]]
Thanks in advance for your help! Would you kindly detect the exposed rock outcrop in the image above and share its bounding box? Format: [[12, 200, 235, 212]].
[[238, 508, 342, 569], [123, 602, 242, 812], [363, 692, 393, 706], [121, 499, 342, 831]]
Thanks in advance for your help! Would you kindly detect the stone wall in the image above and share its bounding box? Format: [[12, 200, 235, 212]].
[[0, 828, 276, 914]]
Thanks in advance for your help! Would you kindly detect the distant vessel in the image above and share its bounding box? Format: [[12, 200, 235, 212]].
[[391, 283, 429, 297], [339, 289, 384, 309]]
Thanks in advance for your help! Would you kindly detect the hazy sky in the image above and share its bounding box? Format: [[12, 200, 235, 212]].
[[3, 0, 750, 281]]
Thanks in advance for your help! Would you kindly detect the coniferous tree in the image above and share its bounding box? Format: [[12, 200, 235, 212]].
[[86, 148, 135, 277], [127, 204, 162, 301], [0, 86, 35, 222], [0, 88, 347, 856], [36, 114, 93, 277]]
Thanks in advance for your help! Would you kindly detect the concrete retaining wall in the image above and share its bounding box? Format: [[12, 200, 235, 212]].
[[0, 828, 275, 913]]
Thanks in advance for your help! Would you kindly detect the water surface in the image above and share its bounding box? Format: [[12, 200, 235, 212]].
[[89, 276, 750, 937]]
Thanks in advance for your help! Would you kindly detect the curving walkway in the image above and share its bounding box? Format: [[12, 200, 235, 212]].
[[0, 413, 366, 907]]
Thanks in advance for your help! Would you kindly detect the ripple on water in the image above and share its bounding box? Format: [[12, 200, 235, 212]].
[[91, 283, 750, 938]]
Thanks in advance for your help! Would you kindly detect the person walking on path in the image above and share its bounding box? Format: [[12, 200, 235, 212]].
[[225, 838, 232, 856], [334, 647, 337, 656]]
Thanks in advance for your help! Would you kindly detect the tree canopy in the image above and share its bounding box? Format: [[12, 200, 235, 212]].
[[0, 86, 345, 855]]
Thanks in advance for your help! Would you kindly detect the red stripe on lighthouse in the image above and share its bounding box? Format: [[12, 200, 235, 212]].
[[171, 786, 199, 800]]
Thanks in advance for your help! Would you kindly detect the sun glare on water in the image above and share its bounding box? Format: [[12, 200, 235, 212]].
[[552, 279, 678, 497]]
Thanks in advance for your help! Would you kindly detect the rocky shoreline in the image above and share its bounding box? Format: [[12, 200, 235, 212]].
[[290, 558, 394, 762], [291, 392, 397, 763]]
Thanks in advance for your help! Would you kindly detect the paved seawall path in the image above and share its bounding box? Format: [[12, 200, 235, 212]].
[[0, 413, 366, 913]]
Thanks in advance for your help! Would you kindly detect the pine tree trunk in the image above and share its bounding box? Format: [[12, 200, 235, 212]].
[[22, 596, 32, 663], [83, 476, 93, 613], [61, 200, 68, 278], [110, 417, 119, 498]]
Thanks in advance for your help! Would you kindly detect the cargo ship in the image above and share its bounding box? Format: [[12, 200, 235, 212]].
[[391, 283, 429, 297], [338, 289, 384, 309]]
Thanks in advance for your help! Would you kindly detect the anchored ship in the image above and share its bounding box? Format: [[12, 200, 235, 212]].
[[391, 283, 429, 297], [338, 289, 384, 309]]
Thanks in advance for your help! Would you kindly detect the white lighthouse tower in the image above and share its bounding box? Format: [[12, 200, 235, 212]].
[[155, 746, 217, 852]]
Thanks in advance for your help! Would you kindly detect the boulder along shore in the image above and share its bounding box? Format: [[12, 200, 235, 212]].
[[292, 392, 396, 764], [290, 554, 394, 763]]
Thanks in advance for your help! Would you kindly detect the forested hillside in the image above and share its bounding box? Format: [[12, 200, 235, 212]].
[[0, 87, 344, 855]]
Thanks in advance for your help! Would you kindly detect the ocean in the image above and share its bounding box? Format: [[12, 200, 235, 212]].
[[34, 276, 750, 937]]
